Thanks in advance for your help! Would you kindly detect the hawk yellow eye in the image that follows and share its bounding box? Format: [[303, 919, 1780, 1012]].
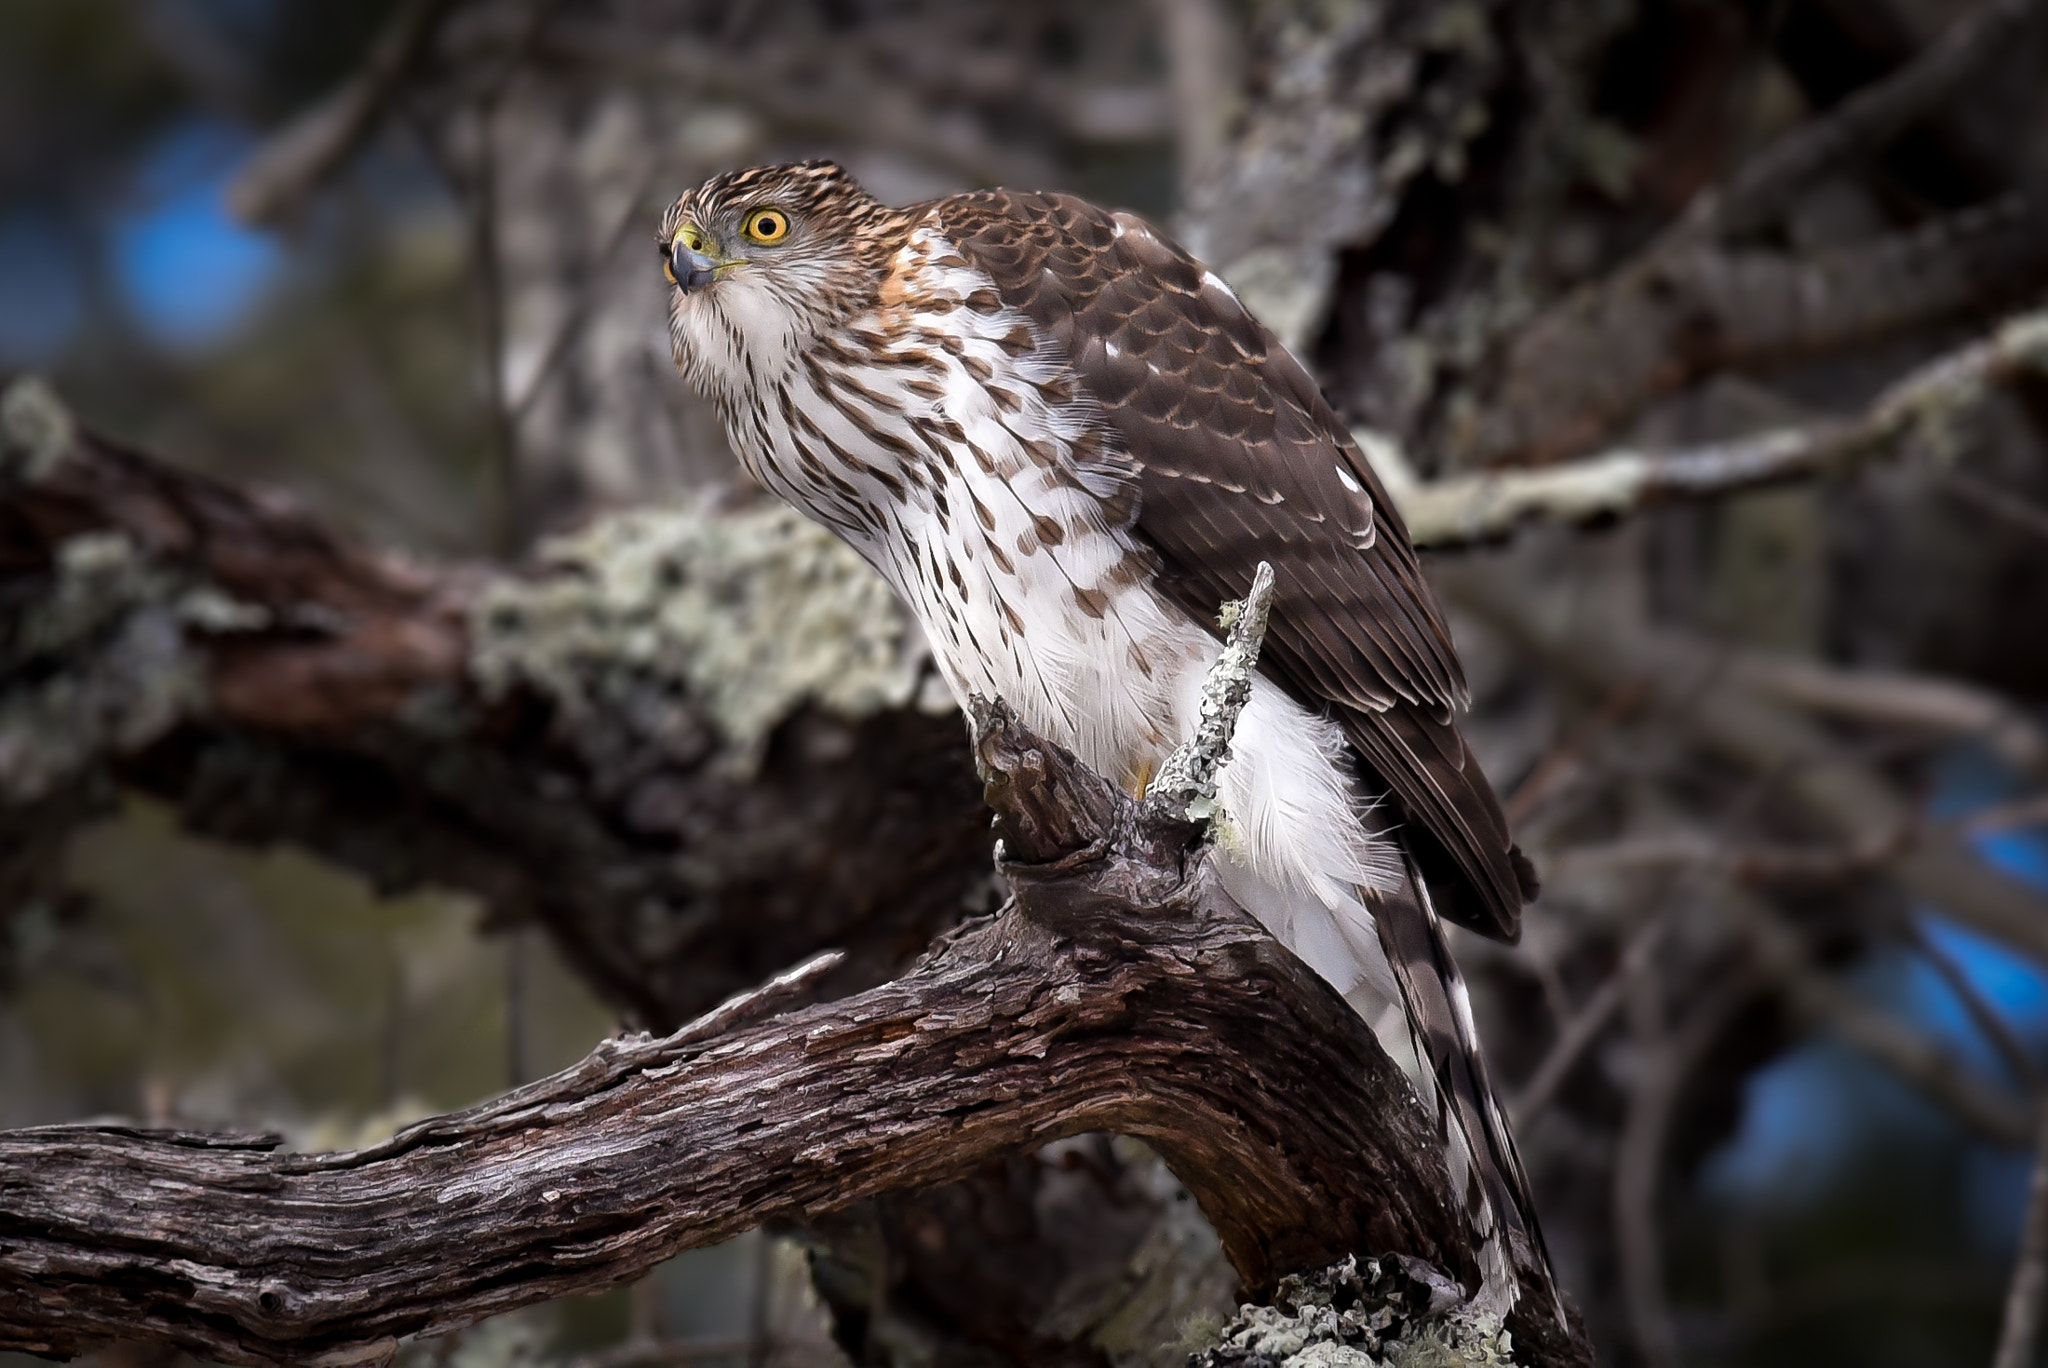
[[742, 208, 790, 245]]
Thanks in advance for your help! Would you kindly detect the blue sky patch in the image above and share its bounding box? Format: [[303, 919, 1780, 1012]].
[[0, 210, 85, 365], [110, 120, 284, 352]]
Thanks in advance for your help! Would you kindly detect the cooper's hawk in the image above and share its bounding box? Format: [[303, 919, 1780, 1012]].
[[659, 160, 1552, 1314]]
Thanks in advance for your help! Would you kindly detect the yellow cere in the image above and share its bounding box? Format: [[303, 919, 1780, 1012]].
[[742, 208, 790, 245]]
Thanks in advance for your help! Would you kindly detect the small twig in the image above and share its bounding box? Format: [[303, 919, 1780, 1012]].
[[1511, 907, 1673, 1125], [508, 160, 669, 421], [1145, 0, 1239, 195], [1941, 467, 2048, 544], [1143, 561, 1275, 825], [1362, 306, 2048, 548], [1995, 1101, 2048, 1368], [1723, 651, 2048, 780], [1896, 916, 2041, 1091], [462, 0, 558, 554], [1735, 895, 2032, 1145], [1501, 681, 1649, 827], [1959, 795, 2048, 837], [1614, 970, 1751, 1368], [471, 111, 517, 555], [229, 0, 461, 226], [1544, 828, 1909, 884], [1672, 0, 2041, 243]]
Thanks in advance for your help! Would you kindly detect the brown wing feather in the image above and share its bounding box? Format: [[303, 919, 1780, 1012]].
[[931, 189, 1537, 940]]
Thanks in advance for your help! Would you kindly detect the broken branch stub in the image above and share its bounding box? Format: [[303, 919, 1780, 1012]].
[[1145, 558, 1277, 826]]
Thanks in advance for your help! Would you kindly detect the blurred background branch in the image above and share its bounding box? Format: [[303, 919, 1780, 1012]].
[[7, 0, 2048, 1364]]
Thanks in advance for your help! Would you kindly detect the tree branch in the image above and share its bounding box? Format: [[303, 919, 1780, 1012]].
[[228, 0, 464, 227], [0, 376, 990, 1029], [0, 409, 1592, 1360], [1470, 181, 2048, 469], [1365, 304, 2048, 546], [0, 697, 1583, 1366], [1439, 566, 2048, 976], [1674, 0, 2043, 243]]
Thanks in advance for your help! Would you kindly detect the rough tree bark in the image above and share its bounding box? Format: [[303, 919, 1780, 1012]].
[[0, 697, 1590, 1368]]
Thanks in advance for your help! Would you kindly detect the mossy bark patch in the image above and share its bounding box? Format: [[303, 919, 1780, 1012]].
[[469, 504, 928, 773]]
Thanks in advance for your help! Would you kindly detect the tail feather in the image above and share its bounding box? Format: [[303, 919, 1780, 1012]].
[[1369, 843, 1560, 1321]]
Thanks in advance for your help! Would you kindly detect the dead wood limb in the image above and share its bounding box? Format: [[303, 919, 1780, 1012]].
[[1440, 566, 2048, 977], [0, 402, 1591, 1363], [1469, 184, 2048, 469], [1368, 305, 2048, 544], [1674, 0, 2042, 243], [1510, 909, 1673, 1127], [229, 0, 464, 227], [1731, 893, 2033, 1145], [0, 378, 991, 1028], [0, 697, 1589, 1366]]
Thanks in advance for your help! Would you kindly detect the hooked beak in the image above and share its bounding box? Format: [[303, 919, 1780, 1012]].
[[667, 240, 723, 292]]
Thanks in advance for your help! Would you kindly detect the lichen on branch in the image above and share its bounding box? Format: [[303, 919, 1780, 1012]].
[[1146, 559, 1276, 827], [468, 502, 933, 771], [1191, 1254, 1520, 1368]]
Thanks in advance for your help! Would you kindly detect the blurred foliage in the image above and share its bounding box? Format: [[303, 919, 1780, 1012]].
[[3, 798, 616, 1129], [0, 0, 497, 554]]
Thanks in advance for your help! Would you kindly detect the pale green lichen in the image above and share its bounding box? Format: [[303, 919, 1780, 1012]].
[[1191, 1256, 1519, 1368], [0, 531, 215, 805], [1147, 561, 1275, 828], [0, 375, 76, 488], [468, 502, 927, 771]]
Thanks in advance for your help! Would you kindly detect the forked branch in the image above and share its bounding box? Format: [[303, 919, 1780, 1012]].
[[0, 695, 1588, 1367]]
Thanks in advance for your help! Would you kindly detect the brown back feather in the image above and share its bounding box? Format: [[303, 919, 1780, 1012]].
[[930, 188, 1537, 940]]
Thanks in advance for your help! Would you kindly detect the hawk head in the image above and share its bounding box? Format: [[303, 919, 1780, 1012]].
[[659, 161, 906, 399]]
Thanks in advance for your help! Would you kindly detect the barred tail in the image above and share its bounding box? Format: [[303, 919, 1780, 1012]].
[[1213, 845, 1559, 1318], [1367, 843, 1560, 1321]]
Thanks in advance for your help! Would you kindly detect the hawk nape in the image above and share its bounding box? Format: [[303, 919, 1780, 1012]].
[[659, 159, 1552, 1315]]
